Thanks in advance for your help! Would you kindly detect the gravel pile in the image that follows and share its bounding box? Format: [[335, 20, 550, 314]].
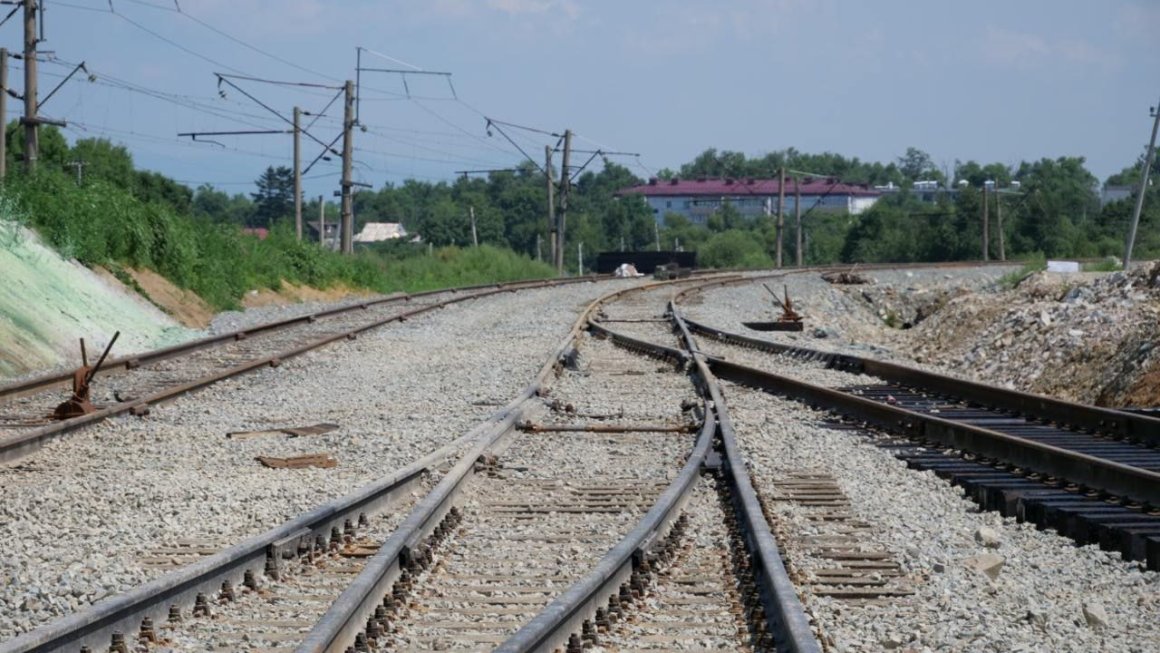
[[725, 383, 1160, 653], [0, 279, 623, 639], [685, 263, 1160, 408], [683, 266, 1014, 362]]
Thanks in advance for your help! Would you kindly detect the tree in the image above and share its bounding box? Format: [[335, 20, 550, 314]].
[[250, 166, 295, 228], [70, 138, 135, 188], [897, 147, 941, 184], [5, 122, 70, 172]]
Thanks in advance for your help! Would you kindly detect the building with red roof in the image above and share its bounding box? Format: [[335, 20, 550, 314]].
[[616, 176, 882, 226]]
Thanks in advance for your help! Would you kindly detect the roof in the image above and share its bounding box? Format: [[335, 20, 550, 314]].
[[241, 227, 269, 240], [353, 222, 408, 243], [616, 177, 881, 198]]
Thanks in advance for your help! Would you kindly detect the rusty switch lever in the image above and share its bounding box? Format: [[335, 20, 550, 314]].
[[53, 331, 120, 420]]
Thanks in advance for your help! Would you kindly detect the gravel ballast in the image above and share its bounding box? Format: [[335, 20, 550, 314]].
[[0, 279, 634, 639], [725, 383, 1160, 653]]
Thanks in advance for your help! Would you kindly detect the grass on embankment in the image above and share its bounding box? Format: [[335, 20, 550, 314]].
[[1, 172, 554, 311]]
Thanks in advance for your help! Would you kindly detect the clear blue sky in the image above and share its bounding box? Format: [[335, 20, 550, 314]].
[[6, 0, 1158, 198]]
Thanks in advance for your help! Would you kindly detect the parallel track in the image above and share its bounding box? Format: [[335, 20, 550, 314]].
[[0, 278, 597, 464], [674, 285, 1160, 571]]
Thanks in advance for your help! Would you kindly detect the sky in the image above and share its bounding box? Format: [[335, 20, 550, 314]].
[[4, 0, 1158, 199]]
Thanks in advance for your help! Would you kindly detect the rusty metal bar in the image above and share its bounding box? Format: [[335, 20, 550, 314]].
[[518, 422, 695, 433]]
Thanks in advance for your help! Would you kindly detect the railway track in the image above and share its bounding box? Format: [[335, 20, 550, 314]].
[[0, 278, 595, 464], [2, 275, 824, 653], [670, 280, 1160, 571]]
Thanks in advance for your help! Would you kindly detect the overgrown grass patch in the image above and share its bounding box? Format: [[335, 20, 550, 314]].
[[2, 171, 554, 311]]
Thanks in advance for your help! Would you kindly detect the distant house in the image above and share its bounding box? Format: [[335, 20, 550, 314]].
[[306, 221, 341, 250], [242, 227, 269, 240], [1102, 185, 1135, 208], [616, 177, 882, 226], [353, 222, 408, 243]]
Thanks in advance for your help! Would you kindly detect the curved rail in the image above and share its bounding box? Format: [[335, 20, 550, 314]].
[[492, 289, 821, 653], [290, 276, 725, 653], [0, 274, 631, 653], [0, 277, 600, 464]]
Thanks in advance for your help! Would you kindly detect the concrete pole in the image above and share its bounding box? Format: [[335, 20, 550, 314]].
[[318, 194, 325, 247], [469, 205, 478, 246], [557, 129, 572, 274], [293, 106, 303, 241], [22, 0, 37, 174], [0, 48, 7, 181], [776, 167, 786, 267], [997, 189, 1006, 261], [545, 145, 556, 265], [982, 184, 989, 261], [340, 80, 354, 254], [1125, 96, 1160, 270], [795, 177, 802, 266]]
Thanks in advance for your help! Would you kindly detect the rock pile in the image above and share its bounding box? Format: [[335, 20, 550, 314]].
[[909, 263, 1160, 406]]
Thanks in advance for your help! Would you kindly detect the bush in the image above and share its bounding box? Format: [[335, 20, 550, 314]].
[[698, 230, 774, 269], [2, 171, 554, 310]]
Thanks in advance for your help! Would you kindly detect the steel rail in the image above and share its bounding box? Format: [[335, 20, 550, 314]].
[[0, 277, 601, 464], [701, 347, 1160, 508], [494, 292, 821, 652], [495, 407, 715, 653], [0, 275, 635, 653], [680, 315, 1160, 447], [290, 277, 713, 653], [670, 302, 822, 653], [0, 277, 599, 401]]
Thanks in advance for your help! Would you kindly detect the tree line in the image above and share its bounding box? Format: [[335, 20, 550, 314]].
[[9, 123, 1158, 270]]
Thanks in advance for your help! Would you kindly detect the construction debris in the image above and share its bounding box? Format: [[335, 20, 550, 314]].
[[822, 270, 871, 285], [255, 453, 338, 469], [227, 423, 340, 440], [614, 263, 644, 278]]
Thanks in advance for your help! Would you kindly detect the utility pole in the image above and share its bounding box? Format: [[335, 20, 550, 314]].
[[556, 129, 572, 274], [469, 205, 478, 246], [536, 234, 541, 261], [654, 220, 660, 252], [982, 184, 989, 261], [776, 167, 786, 267], [578, 241, 583, 276], [1125, 95, 1160, 271], [0, 47, 7, 181], [545, 145, 556, 265], [318, 194, 325, 247], [340, 80, 354, 254], [22, 0, 37, 174], [66, 160, 84, 185], [996, 189, 1006, 261], [293, 106, 302, 241], [795, 178, 803, 266]]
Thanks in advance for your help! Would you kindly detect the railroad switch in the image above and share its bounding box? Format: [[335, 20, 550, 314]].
[[743, 284, 805, 332], [53, 332, 120, 420]]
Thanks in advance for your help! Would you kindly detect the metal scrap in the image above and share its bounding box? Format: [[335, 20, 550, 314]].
[[227, 423, 340, 440], [822, 270, 870, 285], [255, 453, 338, 469]]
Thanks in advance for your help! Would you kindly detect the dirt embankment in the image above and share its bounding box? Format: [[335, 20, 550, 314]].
[[1, 221, 371, 379]]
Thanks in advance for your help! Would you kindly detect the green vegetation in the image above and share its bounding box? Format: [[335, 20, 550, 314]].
[[1, 128, 553, 310], [1082, 258, 1122, 272], [997, 253, 1047, 289], [4, 121, 1158, 311]]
